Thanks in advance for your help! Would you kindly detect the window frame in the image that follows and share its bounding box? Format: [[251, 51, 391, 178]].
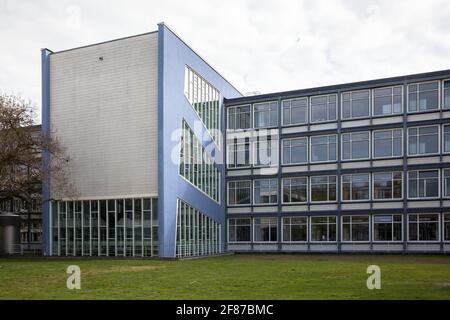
[[282, 137, 309, 166], [407, 213, 441, 243], [282, 97, 308, 127], [227, 180, 252, 207], [227, 105, 252, 131], [253, 179, 278, 206], [253, 217, 278, 243], [254, 136, 275, 168], [227, 218, 252, 244], [443, 213, 450, 243], [341, 173, 371, 202], [282, 177, 308, 204], [407, 125, 440, 157], [341, 215, 371, 243], [372, 214, 404, 243], [442, 124, 450, 154], [227, 140, 252, 169], [341, 89, 371, 120], [281, 216, 308, 243], [341, 131, 371, 161], [371, 85, 404, 117], [442, 169, 450, 199], [253, 101, 278, 129], [309, 93, 338, 124], [309, 134, 338, 163], [443, 79, 450, 110], [309, 216, 337, 243], [309, 175, 338, 204], [372, 171, 403, 201], [372, 128, 403, 159], [407, 169, 441, 200], [407, 80, 441, 114]]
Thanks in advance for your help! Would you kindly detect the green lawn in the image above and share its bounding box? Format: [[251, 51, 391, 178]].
[[0, 254, 449, 300]]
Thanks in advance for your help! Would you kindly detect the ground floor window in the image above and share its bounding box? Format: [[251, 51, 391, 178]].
[[176, 199, 222, 258], [228, 218, 251, 243], [310, 216, 336, 242], [444, 213, 450, 242], [408, 214, 440, 242], [342, 215, 370, 242], [50, 198, 158, 257], [253, 217, 278, 242], [282, 217, 308, 242], [373, 215, 402, 242]]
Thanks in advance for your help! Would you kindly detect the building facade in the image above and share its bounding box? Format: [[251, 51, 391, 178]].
[[41, 23, 242, 258], [225, 70, 450, 253]]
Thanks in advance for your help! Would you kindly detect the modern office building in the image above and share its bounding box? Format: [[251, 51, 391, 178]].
[[41, 23, 242, 258], [225, 70, 450, 253]]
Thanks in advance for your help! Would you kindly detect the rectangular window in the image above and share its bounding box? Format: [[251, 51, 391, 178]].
[[408, 125, 439, 156], [444, 169, 450, 198], [255, 136, 275, 167], [227, 139, 251, 168], [228, 181, 251, 205], [310, 94, 337, 123], [282, 137, 308, 165], [443, 125, 450, 153], [283, 177, 308, 203], [310, 216, 337, 242], [408, 81, 439, 112], [253, 217, 278, 242], [342, 173, 370, 201], [373, 86, 403, 116], [342, 90, 370, 119], [373, 129, 403, 158], [228, 218, 251, 243], [373, 172, 403, 200], [310, 135, 337, 163], [444, 213, 450, 241], [444, 80, 450, 109], [342, 215, 370, 242], [310, 176, 337, 203], [408, 170, 439, 199], [282, 217, 308, 242], [227, 105, 251, 130], [408, 214, 440, 242], [254, 102, 278, 128], [254, 179, 278, 205], [282, 97, 308, 126], [373, 215, 403, 242], [342, 132, 370, 160]]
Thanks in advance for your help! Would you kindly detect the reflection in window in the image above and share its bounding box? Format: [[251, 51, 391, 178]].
[[408, 81, 439, 112], [254, 102, 278, 128], [310, 216, 336, 242], [254, 217, 278, 242], [227, 105, 251, 130], [408, 214, 440, 242], [373, 215, 402, 242], [283, 177, 308, 203], [282, 217, 308, 242], [310, 135, 337, 162], [283, 137, 308, 165], [310, 176, 337, 202], [342, 215, 370, 242], [408, 126, 439, 156], [228, 181, 251, 205], [310, 94, 337, 123], [373, 172, 402, 200], [254, 179, 278, 205], [373, 86, 403, 116], [342, 174, 370, 201], [228, 218, 251, 242], [342, 90, 370, 119], [408, 170, 439, 199], [373, 129, 403, 158], [445, 81, 450, 109], [342, 132, 370, 160], [282, 98, 308, 126]]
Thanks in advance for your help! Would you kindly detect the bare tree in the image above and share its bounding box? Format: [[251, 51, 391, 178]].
[[0, 94, 76, 242]]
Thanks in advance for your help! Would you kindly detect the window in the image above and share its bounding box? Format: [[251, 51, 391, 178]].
[[254, 179, 278, 205], [310, 135, 337, 163], [408, 170, 439, 199], [444, 213, 450, 242], [228, 181, 251, 205], [282, 98, 308, 126], [373, 172, 402, 200], [283, 177, 308, 203], [342, 216, 370, 242], [228, 218, 251, 242], [342, 90, 370, 119], [408, 126, 439, 156], [373, 86, 403, 116], [227, 139, 251, 168], [282, 217, 308, 242], [443, 125, 450, 153], [408, 214, 440, 242], [373, 129, 403, 158], [444, 169, 450, 198], [373, 215, 403, 242], [310, 216, 336, 242], [282, 137, 308, 165], [255, 136, 275, 167], [342, 132, 370, 160], [254, 102, 278, 128], [444, 80, 450, 109], [310, 176, 337, 203], [408, 81, 439, 112], [254, 217, 278, 242], [310, 94, 337, 123], [227, 105, 251, 130], [342, 174, 370, 201]]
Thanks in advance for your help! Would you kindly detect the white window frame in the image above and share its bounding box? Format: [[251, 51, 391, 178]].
[[253, 136, 275, 168], [309, 216, 337, 243], [407, 80, 441, 114], [227, 104, 252, 131], [227, 180, 252, 207], [341, 173, 371, 202], [281, 216, 308, 243], [407, 213, 441, 243], [372, 128, 403, 159], [341, 215, 371, 243], [372, 171, 403, 201], [443, 213, 450, 243], [282, 137, 309, 165], [309, 175, 338, 204], [442, 124, 450, 154], [407, 125, 440, 157], [371, 85, 404, 117], [253, 179, 278, 206], [281, 97, 308, 127], [282, 177, 308, 204], [443, 79, 450, 110], [341, 131, 371, 161], [341, 89, 371, 120], [407, 169, 441, 200], [253, 217, 278, 243], [309, 94, 338, 124], [442, 169, 450, 199], [309, 134, 338, 163], [253, 101, 278, 129], [227, 218, 252, 244], [372, 214, 404, 243], [227, 140, 252, 169]]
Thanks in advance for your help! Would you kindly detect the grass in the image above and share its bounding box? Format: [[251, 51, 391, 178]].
[[0, 254, 449, 300]]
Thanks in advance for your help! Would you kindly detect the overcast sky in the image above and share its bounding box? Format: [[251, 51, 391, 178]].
[[1, 0, 450, 123]]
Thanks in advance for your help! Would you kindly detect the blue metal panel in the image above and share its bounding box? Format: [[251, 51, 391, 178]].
[[157, 23, 241, 257]]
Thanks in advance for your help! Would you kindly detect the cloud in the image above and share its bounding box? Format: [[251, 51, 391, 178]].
[[1, 0, 449, 123]]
